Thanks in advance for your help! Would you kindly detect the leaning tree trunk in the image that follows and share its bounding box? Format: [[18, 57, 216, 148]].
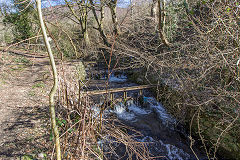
[[36, 0, 61, 159]]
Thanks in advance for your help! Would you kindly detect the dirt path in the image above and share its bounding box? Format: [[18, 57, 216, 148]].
[[0, 51, 52, 159]]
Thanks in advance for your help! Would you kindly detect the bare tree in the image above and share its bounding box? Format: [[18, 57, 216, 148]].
[[65, 0, 90, 46], [89, 0, 110, 46]]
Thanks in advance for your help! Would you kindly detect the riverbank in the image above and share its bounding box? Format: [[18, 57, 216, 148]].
[[127, 68, 240, 160]]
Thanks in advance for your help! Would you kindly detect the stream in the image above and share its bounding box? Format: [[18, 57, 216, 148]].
[[88, 71, 206, 160]]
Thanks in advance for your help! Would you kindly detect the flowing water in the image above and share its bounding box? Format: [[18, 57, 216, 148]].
[[90, 72, 206, 160]]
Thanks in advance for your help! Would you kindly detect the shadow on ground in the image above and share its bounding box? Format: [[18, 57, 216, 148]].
[[0, 105, 52, 159]]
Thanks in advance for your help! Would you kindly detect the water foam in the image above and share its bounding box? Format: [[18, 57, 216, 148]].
[[136, 136, 191, 160]]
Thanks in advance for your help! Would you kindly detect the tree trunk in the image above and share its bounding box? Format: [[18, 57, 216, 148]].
[[100, 0, 105, 32], [109, 0, 119, 35], [81, 18, 90, 46], [130, 0, 133, 21], [151, 0, 158, 23], [80, 0, 90, 46], [36, 0, 61, 160], [90, 0, 110, 46], [158, 0, 170, 47]]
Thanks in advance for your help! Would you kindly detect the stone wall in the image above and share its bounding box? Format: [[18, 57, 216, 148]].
[[0, 15, 14, 46]]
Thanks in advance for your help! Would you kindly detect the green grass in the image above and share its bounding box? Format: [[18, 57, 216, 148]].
[[0, 73, 9, 87], [32, 82, 45, 89], [14, 56, 31, 64], [0, 79, 7, 87], [28, 90, 36, 97], [20, 155, 35, 160], [10, 64, 26, 71]]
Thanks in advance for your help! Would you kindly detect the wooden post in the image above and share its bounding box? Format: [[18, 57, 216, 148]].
[[65, 87, 69, 108], [110, 93, 114, 101], [110, 93, 114, 109], [78, 80, 82, 107], [123, 91, 127, 100], [138, 89, 144, 106], [123, 91, 127, 105]]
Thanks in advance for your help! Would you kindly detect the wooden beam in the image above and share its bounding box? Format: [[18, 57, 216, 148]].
[[82, 85, 154, 96]]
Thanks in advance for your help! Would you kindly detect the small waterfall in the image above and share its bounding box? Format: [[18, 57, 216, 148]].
[[89, 70, 205, 159], [114, 102, 136, 121], [113, 97, 176, 129], [111, 98, 195, 160]]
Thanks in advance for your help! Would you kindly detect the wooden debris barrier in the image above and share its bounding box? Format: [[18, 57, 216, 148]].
[[81, 85, 154, 96]]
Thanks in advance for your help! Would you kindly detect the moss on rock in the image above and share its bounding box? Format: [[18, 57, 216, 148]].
[[75, 61, 86, 83]]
